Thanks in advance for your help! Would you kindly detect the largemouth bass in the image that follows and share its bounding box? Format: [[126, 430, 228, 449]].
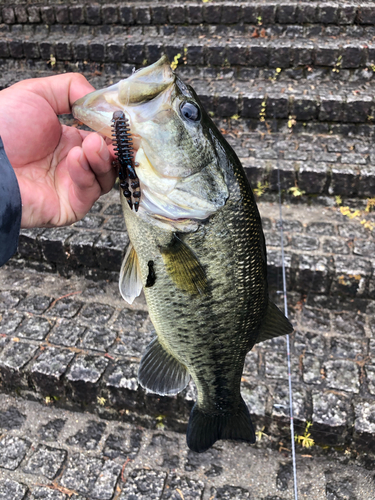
[[72, 56, 293, 453]]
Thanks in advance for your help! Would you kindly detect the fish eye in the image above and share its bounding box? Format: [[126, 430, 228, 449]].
[[180, 101, 201, 122]]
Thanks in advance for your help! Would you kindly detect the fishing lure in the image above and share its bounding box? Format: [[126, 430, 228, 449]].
[[112, 110, 141, 212]]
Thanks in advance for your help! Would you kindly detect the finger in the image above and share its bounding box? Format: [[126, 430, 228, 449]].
[[14, 73, 95, 115], [81, 133, 117, 194], [65, 146, 102, 220]]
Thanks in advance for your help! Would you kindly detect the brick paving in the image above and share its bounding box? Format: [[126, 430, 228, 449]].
[[0, 392, 375, 500]]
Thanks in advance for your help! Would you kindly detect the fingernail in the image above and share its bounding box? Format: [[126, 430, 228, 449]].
[[98, 137, 110, 162], [78, 150, 90, 171]]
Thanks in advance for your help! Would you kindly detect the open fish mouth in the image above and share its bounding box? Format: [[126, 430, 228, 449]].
[[72, 56, 229, 228]]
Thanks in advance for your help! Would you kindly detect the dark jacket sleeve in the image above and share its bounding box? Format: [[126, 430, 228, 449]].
[[0, 136, 22, 267]]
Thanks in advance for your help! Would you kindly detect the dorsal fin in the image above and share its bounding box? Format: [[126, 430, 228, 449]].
[[119, 242, 143, 304], [256, 301, 294, 344], [160, 234, 208, 296]]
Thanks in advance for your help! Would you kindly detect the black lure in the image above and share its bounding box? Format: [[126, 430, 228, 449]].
[[112, 110, 141, 212]]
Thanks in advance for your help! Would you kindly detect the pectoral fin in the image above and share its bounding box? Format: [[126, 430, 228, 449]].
[[138, 337, 191, 396], [256, 302, 294, 344], [119, 243, 143, 304], [160, 234, 208, 296]]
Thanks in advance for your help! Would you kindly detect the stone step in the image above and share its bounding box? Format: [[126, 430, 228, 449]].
[[1, 257, 375, 452], [1, 1, 375, 30], [1, 60, 375, 129], [10, 187, 375, 300], [1, 29, 375, 74]]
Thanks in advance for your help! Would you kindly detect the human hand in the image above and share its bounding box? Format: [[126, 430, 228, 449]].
[[0, 73, 116, 228]]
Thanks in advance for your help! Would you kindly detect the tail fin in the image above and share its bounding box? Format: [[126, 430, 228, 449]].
[[186, 397, 255, 453]]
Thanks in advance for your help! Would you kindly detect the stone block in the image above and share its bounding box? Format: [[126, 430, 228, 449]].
[[39, 227, 75, 264], [291, 235, 320, 252], [0, 39, 9, 58], [203, 4, 222, 24], [55, 5, 69, 24], [258, 4, 276, 24], [292, 42, 314, 66], [134, 6, 151, 25], [269, 43, 291, 68], [89, 40, 105, 62], [48, 319, 86, 347], [317, 3, 338, 24], [101, 5, 118, 24], [55, 40, 72, 61], [60, 453, 103, 496], [324, 359, 360, 393], [343, 95, 372, 123], [268, 162, 296, 191], [204, 45, 225, 66], [358, 6, 375, 25], [164, 475, 205, 500], [27, 6, 40, 23], [146, 43, 163, 63], [329, 167, 359, 196], [91, 460, 121, 500], [69, 231, 100, 268], [40, 6, 56, 25], [39, 40, 55, 60], [119, 469, 167, 499], [86, 5, 101, 25], [298, 162, 327, 194], [30, 347, 75, 396], [29, 487, 66, 500], [226, 43, 248, 66], [186, 44, 204, 65], [38, 418, 66, 442], [151, 6, 167, 24], [222, 4, 243, 24], [18, 316, 53, 341], [297, 4, 316, 23], [9, 40, 24, 58], [266, 95, 289, 119], [104, 426, 143, 460], [0, 435, 30, 470], [241, 93, 265, 118], [119, 5, 133, 25], [168, 5, 186, 24], [242, 5, 257, 24], [23, 444, 67, 480], [14, 6, 27, 24], [2, 7, 15, 24], [187, 5, 203, 24], [272, 383, 306, 421], [69, 5, 85, 24], [80, 302, 114, 325], [0, 406, 26, 431], [0, 311, 23, 335], [105, 360, 139, 392], [312, 391, 349, 444], [315, 45, 340, 67], [338, 6, 357, 24], [277, 4, 297, 24], [80, 325, 116, 352], [354, 401, 375, 449], [248, 43, 268, 67], [67, 355, 109, 384], [66, 420, 107, 451], [126, 43, 145, 64], [319, 95, 344, 122], [216, 94, 238, 117], [292, 96, 318, 121], [0, 479, 27, 500], [358, 167, 375, 197]]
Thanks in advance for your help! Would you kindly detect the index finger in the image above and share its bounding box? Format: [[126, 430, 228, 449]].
[[13, 73, 95, 116]]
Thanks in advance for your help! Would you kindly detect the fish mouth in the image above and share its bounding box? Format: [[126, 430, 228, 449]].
[[72, 55, 175, 140]]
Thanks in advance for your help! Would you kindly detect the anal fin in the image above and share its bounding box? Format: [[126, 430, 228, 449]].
[[138, 337, 191, 396], [256, 301, 294, 344], [160, 234, 207, 296], [119, 242, 143, 305]]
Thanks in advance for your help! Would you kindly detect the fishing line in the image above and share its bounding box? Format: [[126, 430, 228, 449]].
[[277, 164, 299, 500]]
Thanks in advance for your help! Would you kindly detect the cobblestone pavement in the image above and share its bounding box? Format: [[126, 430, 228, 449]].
[[0, 392, 375, 500]]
